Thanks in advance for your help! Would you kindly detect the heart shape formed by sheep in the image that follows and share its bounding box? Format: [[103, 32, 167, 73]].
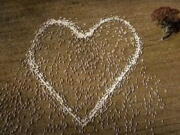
[[26, 17, 142, 127]]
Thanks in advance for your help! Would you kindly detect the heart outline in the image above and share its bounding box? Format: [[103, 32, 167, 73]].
[[26, 16, 143, 127]]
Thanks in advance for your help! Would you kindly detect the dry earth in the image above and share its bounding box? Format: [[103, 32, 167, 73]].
[[0, 0, 180, 134]]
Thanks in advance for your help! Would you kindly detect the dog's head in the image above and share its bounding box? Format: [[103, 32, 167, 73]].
[[151, 7, 180, 25]]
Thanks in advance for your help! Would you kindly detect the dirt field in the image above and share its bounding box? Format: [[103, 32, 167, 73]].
[[0, 0, 180, 134]]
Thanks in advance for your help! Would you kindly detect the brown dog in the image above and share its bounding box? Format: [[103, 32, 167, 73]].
[[151, 7, 180, 40]]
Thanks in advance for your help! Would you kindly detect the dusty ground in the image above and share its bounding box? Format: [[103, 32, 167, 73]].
[[0, 0, 180, 134]]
